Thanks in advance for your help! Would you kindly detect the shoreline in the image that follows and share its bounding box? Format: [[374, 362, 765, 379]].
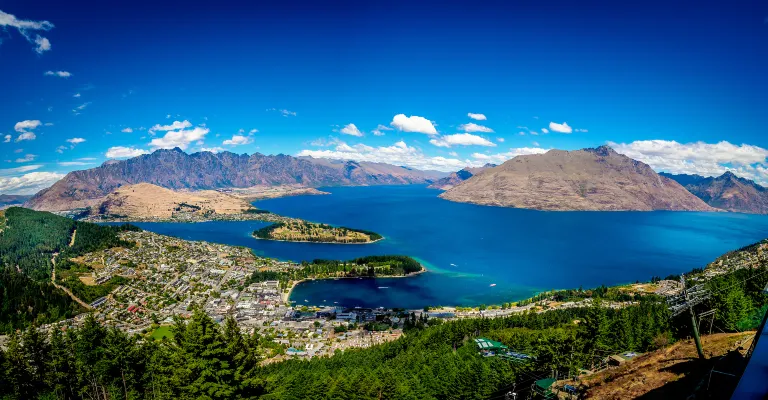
[[252, 233, 385, 245], [283, 265, 427, 304]]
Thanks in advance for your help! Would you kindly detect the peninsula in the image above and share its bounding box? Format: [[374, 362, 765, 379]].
[[253, 220, 383, 244]]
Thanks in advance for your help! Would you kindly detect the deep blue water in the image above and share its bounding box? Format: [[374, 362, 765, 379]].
[[120, 185, 768, 309]]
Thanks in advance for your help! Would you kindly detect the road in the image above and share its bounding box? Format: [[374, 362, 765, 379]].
[[51, 229, 93, 310]]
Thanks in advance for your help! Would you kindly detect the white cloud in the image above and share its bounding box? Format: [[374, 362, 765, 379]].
[[518, 131, 526, 136], [58, 161, 92, 166], [34, 36, 50, 53], [249, 129, 258, 134], [467, 113, 487, 121], [541, 128, 549, 134], [121, 127, 133, 133], [106, 146, 149, 158], [548, 121, 573, 134], [14, 120, 41, 132], [609, 140, 768, 185], [222, 134, 253, 146], [44, 70, 71, 78], [267, 108, 297, 117], [66, 137, 85, 144], [429, 133, 496, 148], [458, 123, 493, 133], [0, 165, 42, 175], [298, 140, 473, 172], [532, 141, 540, 147], [448, 151, 459, 157], [199, 147, 225, 153], [15, 154, 36, 163], [371, 124, 393, 136], [73, 93, 81, 98], [149, 126, 209, 150], [149, 120, 191, 134], [72, 102, 91, 113], [16, 132, 36, 142], [497, 137, 505, 143], [0, 171, 63, 194], [3, 135, 10, 143], [390, 114, 438, 135], [575, 128, 588, 133], [55, 146, 67, 154], [470, 147, 549, 165], [339, 123, 363, 137], [0, 10, 54, 54]]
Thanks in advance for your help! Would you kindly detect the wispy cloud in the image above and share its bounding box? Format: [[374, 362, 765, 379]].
[[267, 108, 297, 117], [0, 10, 54, 54], [44, 70, 71, 78], [15, 154, 37, 163], [371, 124, 393, 136], [429, 133, 496, 148], [467, 113, 487, 121], [458, 123, 493, 133]]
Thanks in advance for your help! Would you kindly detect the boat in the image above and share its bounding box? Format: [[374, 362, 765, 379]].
[[450, 263, 457, 266], [378, 286, 389, 289], [304, 299, 309, 302], [490, 283, 497, 287]]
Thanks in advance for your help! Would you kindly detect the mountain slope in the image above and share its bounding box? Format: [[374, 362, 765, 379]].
[[439, 146, 715, 211], [26, 148, 442, 211], [661, 171, 768, 214], [427, 164, 496, 190], [86, 183, 258, 219]]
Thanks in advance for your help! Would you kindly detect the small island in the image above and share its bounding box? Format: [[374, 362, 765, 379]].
[[253, 220, 382, 244]]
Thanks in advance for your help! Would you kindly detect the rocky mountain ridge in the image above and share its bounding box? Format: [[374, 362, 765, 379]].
[[26, 148, 444, 211]]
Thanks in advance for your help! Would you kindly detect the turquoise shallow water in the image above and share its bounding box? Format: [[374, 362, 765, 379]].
[[120, 185, 768, 309]]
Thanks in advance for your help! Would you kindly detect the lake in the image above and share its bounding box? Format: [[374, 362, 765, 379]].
[[123, 185, 768, 309]]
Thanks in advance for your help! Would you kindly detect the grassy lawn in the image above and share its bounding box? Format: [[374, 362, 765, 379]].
[[150, 325, 174, 340]]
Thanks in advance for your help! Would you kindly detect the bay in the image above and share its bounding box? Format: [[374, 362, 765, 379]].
[[122, 185, 768, 309]]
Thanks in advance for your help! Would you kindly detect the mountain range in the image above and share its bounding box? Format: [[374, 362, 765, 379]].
[[661, 171, 768, 214], [25, 148, 444, 211], [439, 146, 715, 211], [427, 164, 497, 190]]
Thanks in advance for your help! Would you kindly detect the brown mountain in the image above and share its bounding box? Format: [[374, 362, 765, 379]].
[[661, 171, 768, 214], [25, 148, 444, 211], [439, 146, 716, 211], [427, 164, 497, 190], [86, 183, 257, 219]]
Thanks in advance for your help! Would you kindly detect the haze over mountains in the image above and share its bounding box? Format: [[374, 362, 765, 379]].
[[427, 164, 497, 190], [662, 171, 768, 214], [22, 146, 768, 214], [25, 148, 444, 211], [440, 146, 715, 211]]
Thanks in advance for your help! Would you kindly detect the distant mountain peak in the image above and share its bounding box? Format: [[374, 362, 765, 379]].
[[661, 171, 768, 214], [584, 145, 617, 157]]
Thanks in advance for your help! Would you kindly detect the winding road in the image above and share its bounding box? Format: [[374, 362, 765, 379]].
[[51, 229, 93, 310]]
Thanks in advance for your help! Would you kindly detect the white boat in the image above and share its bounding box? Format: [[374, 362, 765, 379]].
[[490, 283, 497, 287], [304, 299, 309, 302], [450, 263, 457, 266], [378, 286, 389, 289]]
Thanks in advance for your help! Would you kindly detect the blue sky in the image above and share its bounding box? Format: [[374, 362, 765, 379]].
[[1, 0, 768, 193]]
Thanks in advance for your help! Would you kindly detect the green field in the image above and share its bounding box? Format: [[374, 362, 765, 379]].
[[150, 325, 174, 340]]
